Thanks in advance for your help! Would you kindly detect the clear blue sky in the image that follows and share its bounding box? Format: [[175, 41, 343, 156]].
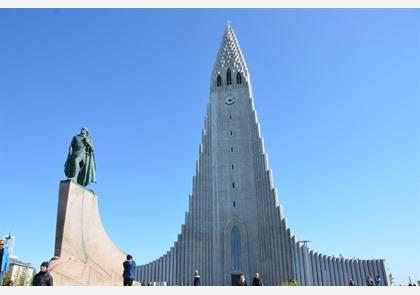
[[0, 9, 418, 285]]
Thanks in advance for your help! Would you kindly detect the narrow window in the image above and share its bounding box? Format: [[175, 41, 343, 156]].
[[232, 164, 234, 170], [231, 147, 233, 152], [231, 226, 241, 270], [237, 72, 242, 84], [217, 75, 222, 87], [230, 131, 233, 136], [232, 182, 235, 188], [227, 69, 232, 85], [233, 201, 236, 207], [229, 115, 232, 120]]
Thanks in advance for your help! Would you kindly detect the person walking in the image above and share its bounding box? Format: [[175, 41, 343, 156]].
[[237, 274, 247, 286], [193, 270, 201, 286], [33, 262, 53, 286], [0, 240, 10, 286], [252, 273, 263, 286], [123, 254, 136, 286]]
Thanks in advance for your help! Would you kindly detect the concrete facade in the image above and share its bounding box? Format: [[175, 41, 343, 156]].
[[135, 25, 390, 286]]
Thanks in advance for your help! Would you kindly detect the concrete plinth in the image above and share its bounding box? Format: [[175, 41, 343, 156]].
[[49, 180, 126, 285]]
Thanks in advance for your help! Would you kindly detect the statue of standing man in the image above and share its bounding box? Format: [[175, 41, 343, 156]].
[[64, 127, 96, 186]]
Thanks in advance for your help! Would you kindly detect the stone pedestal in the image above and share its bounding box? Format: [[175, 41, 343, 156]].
[[48, 180, 126, 285]]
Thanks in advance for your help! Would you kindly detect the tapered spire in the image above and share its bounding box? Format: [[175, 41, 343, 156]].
[[211, 24, 249, 81]]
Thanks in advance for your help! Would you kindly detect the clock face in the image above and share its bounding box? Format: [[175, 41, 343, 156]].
[[225, 96, 235, 105]]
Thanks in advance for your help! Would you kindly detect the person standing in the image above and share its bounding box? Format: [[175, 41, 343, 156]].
[[0, 240, 10, 286], [375, 275, 382, 286], [193, 270, 200, 286], [123, 255, 136, 286], [237, 274, 247, 286], [33, 262, 53, 286], [252, 273, 263, 286]]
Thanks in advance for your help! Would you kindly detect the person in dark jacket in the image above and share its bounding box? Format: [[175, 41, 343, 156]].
[[237, 274, 247, 286], [252, 272, 263, 286], [33, 262, 53, 286], [193, 270, 200, 286], [123, 254, 136, 286]]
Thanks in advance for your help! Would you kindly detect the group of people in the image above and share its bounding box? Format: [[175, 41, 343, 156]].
[[235, 273, 264, 286], [348, 275, 382, 286], [1, 239, 53, 286], [122, 254, 264, 287]]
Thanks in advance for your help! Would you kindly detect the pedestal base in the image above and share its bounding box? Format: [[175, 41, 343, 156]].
[[49, 180, 126, 285]]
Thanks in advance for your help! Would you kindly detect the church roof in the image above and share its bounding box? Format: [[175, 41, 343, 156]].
[[212, 24, 249, 79]]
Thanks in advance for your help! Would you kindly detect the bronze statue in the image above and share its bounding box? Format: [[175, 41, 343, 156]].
[[64, 127, 96, 186]]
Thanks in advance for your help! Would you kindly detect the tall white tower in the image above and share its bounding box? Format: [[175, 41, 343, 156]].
[[135, 24, 389, 286]]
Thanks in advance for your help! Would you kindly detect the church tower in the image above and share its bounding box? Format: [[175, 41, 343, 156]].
[[135, 24, 389, 286]]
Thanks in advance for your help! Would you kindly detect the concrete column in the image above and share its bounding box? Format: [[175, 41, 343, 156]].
[[356, 259, 366, 286], [362, 260, 369, 285], [336, 258, 344, 285], [171, 249, 175, 286], [287, 229, 294, 282], [144, 264, 147, 284], [165, 254, 169, 285], [330, 256, 336, 285], [150, 261, 153, 284], [350, 260, 358, 286], [283, 224, 291, 282], [291, 236, 299, 283], [272, 194, 283, 285], [378, 260, 388, 285], [195, 164, 201, 284], [335, 258, 344, 286], [355, 260, 362, 286], [342, 259, 349, 286], [314, 253, 322, 286], [367, 260, 374, 283], [327, 257, 333, 286], [307, 250, 317, 286], [180, 226, 186, 286], [373, 260, 380, 284], [172, 246, 177, 286], [157, 258, 161, 283], [279, 220, 287, 283], [176, 239, 181, 285], [273, 211, 282, 284], [334, 257, 340, 285], [319, 255, 326, 285], [300, 244, 307, 285], [330, 257, 336, 285], [166, 252, 171, 285], [161, 258, 164, 285], [261, 161, 271, 283]]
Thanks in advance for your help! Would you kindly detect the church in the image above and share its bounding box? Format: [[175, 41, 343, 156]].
[[134, 24, 389, 286]]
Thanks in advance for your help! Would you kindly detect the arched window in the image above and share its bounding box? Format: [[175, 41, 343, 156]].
[[236, 72, 242, 84], [217, 75, 222, 87], [231, 226, 241, 270], [227, 69, 232, 85]]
